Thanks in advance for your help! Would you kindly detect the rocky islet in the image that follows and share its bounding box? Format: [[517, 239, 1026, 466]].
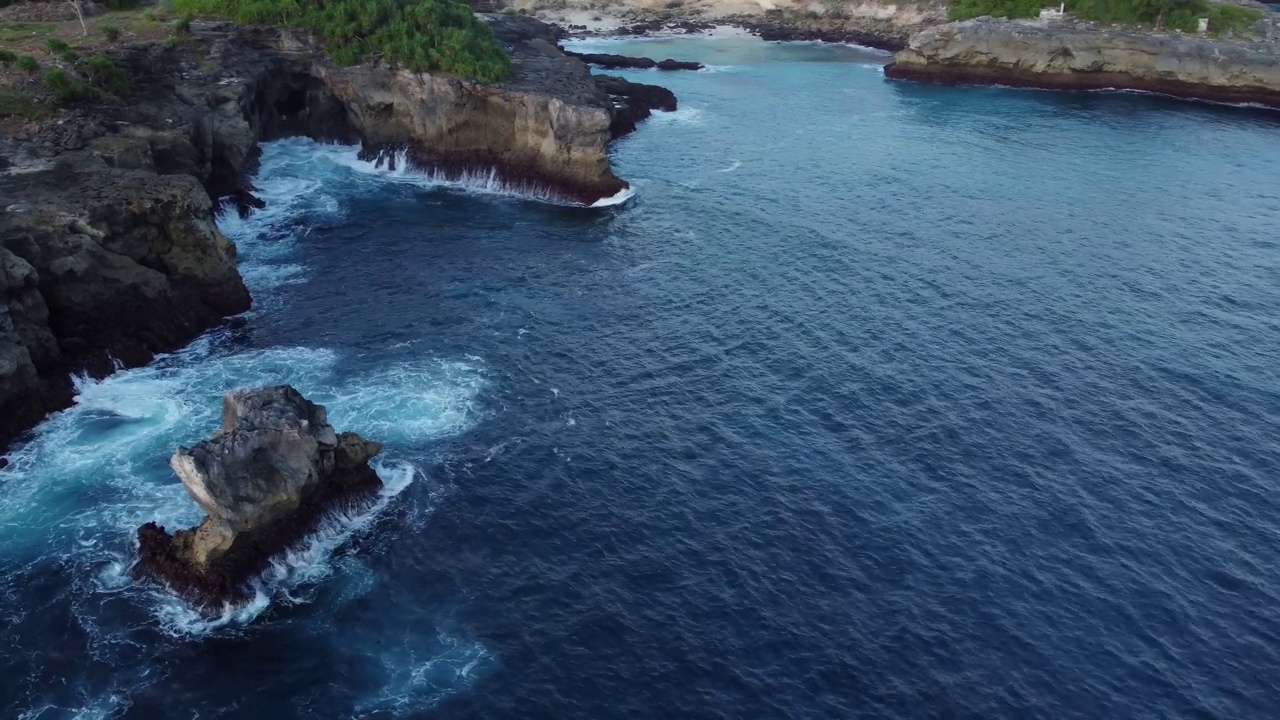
[[134, 385, 384, 607]]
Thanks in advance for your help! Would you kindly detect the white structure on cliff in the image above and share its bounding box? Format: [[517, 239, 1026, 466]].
[[1040, 3, 1065, 19]]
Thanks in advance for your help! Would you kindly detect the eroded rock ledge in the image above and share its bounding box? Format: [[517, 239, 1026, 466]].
[[134, 386, 382, 608], [885, 18, 1280, 109], [0, 15, 677, 459]]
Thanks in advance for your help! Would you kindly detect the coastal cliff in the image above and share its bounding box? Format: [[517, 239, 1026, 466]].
[[885, 17, 1280, 107], [0, 15, 671, 459]]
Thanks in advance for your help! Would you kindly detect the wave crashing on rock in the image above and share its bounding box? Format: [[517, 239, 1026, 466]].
[[134, 385, 383, 610]]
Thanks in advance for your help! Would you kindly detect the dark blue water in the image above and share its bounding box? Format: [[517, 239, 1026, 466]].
[[4, 35, 1280, 719]]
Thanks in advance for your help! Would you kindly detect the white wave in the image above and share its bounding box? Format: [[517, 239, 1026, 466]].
[[152, 459, 419, 636], [650, 106, 705, 125], [358, 631, 494, 716], [272, 140, 629, 207], [590, 186, 635, 207], [698, 64, 739, 74], [718, 160, 742, 173]]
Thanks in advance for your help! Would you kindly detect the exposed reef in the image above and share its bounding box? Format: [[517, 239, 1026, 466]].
[[885, 18, 1280, 109], [562, 49, 704, 70], [595, 75, 679, 137], [0, 14, 676, 458], [134, 386, 382, 608]]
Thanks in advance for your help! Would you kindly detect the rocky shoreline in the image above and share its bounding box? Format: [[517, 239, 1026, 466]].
[[527, 0, 946, 50], [0, 14, 677, 461], [884, 18, 1280, 109]]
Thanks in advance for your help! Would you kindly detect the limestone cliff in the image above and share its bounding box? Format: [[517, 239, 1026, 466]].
[[885, 18, 1280, 108]]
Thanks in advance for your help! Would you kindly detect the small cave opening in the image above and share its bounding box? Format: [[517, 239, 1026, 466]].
[[253, 69, 358, 144]]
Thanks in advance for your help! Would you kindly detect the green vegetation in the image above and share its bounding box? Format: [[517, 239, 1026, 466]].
[[172, 14, 192, 34], [0, 22, 60, 47], [143, 10, 158, 22], [16, 54, 38, 73], [949, 0, 1266, 34], [949, 0, 1041, 20], [83, 53, 131, 95], [43, 38, 70, 54], [0, 86, 53, 119], [100, 23, 122, 41], [171, 0, 511, 82], [43, 67, 93, 104], [0, 48, 16, 66], [40, 54, 131, 105]]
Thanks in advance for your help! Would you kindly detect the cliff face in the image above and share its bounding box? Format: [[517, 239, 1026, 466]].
[[0, 15, 658, 458], [885, 18, 1280, 107]]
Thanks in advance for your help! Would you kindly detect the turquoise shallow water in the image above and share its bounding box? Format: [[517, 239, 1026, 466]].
[[3, 35, 1280, 719]]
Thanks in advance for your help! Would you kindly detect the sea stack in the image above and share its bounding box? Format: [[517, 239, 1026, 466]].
[[134, 385, 382, 608]]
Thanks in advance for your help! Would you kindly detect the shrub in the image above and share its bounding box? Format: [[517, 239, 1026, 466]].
[[1205, 2, 1265, 34], [501, 6, 516, 15], [82, 53, 131, 96], [172, 0, 511, 82], [949, 0, 1046, 20], [0, 87, 52, 119], [44, 67, 95, 105], [173, 14, 192, 34], [44, 38, 71, 55], [143, 9, 158, 21], [16, 55, 39, 73], [0, 49, 17, 66], [100, 23, 122, 41]]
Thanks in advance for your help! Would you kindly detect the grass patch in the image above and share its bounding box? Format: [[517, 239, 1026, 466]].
[[0, 22, 61, 47], [172, 0, 511, 82]]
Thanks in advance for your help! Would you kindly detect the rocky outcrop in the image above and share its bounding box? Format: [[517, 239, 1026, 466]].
[[134, 386, 383, 607], [1, 15, 671, 458], [594, 75, 679, 138], [562, 49, 705, 70], [885, 18, 1280, 108], [1, 150, 253, 455]]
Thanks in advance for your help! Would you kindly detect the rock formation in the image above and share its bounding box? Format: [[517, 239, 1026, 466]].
[[562, 49, 705, 71], [134, 386, 382, 607], [885, 18, 1280, 108], [0, 14, 675, 458], [595, 75, 679, 138]]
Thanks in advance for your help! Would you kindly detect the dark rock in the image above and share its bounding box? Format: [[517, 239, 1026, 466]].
[[656, 58, 704, 71], [561, 49, 703, 72], [134, 386, 383, 608], [594, 75, 678, 139], [563, 50, 657, 69]]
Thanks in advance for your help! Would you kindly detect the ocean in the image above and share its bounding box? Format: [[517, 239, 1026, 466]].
[[3, 35, 1280, 719]]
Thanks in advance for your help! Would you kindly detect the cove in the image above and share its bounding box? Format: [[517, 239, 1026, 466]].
[[4, 34, 1280, 719]]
